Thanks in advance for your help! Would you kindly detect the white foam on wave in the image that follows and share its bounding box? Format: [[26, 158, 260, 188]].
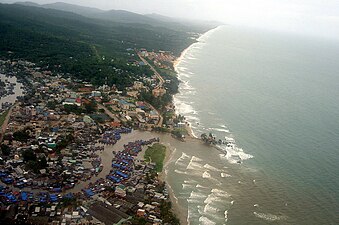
[[174, 169, 187, 175], [203, 164, 221, 172], [192, 156, 203, 162], [204, 189, 231, 205], [202, 171, 211, 179], [175, 152, 190, 165], [221, 172, 232, 178], [218, 145, 254, 164], [204, 204, 218, 214], [211, 189, 231, 198], [199, 216, 216, 225], [224, 210, 228, 222], [181, 80, 195, 91], [180, 73, 192, 78], [253, 212, 288, 221], [204, 194, 225, 205], [172, 98, 199, 134], [187, 203, 200, 223], [190, 191, 207, 199], [176, 65, 188, 72], [196, 184, 209, 189], [187, 56, 197, 60], [185, 115, 200, 122], [202, 171, 222, 184], [166, 182, 179, 204], [174, 100, 196, 115], [184, 180, 197, 184], [187, 156, 204, 170], [213, 128, 230, 133], [182, 183, 194, 190], [188, 191, 207, 204]]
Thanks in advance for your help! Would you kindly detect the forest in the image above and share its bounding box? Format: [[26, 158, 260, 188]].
[[0, 3, 212, 88]]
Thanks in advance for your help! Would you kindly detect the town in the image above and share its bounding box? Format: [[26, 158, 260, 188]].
[[0, 49, 185, 225]]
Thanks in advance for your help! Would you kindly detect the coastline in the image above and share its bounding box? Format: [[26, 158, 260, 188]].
[[172, 26, 222, 140], [161, 26, 222, 224], [0, 26, 221, 225]]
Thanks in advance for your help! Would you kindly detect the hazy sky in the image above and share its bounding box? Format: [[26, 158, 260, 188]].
[[3, 0, 339, 39]]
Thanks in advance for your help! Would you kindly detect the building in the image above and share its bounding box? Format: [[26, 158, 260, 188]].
[[133, 81, 144, 90], [91, 91, 101, 97], [62, 98, 81, 107], [152, 88, 166, 97]]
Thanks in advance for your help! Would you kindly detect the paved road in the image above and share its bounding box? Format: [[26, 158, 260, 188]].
[[137, 53, 165, 88], [145, 102, 163, 127], [0, 105, 15, 142], [97, 104, 120, 122]]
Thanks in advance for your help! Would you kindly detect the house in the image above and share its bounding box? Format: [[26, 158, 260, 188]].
[[62, 98, 81, 107], [111, 122, 121, 128], [83, 115, 94, 124], [115, 186, 126, 198], [140, 49, 148, 57], [133, 81, 144, 90], [91, 91, 101, 97], [152, 88, 166, 97], [118, 100, 135, 110], [135, 101, 146, 110], [126, 91, 138, 98], [148, 111, 159, 120], [137, 209, 146, 217]]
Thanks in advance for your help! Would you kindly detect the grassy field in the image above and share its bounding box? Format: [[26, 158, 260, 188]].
[[0, 110, 9, 127], [144, 143, 166, 172]]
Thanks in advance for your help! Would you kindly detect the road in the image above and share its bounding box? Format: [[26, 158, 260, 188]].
[[137, 52, 165, 88], [137, 53, 165, 127], [0, 105, 15, 142], [97, 103, 120, 123], [145, 102, 163, 127]]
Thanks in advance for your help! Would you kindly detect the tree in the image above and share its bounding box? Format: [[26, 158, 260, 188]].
[[0, 144, 11, 156], [22, 149, 37, 162], [13, 129, 30, 142], [84, 101, 97, 113]]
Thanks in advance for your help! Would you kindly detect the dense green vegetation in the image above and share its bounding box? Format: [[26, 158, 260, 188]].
[[0, 3, 213, 88], [144, 143, 166, 172], [22, 149, 48, 173], [0, 110, 8, 127], [139, 90, 172, 112]]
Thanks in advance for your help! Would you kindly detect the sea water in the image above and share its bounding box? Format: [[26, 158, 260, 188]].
[[167, 26, 339, 224]]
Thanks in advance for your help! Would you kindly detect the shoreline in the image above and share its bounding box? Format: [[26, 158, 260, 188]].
[[0, 25, 220, 224], [161, 28, 218, 222], [172, 26, 222, 140]]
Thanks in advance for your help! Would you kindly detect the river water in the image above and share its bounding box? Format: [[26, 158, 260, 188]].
[[0, 74, 23, 109]]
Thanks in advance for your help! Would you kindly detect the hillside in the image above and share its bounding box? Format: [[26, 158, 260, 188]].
[[16, 2, 221, 33], [0, 3, 214, 87]]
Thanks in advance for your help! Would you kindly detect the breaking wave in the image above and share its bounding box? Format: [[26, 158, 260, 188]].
[[253, 212, 288, 221]]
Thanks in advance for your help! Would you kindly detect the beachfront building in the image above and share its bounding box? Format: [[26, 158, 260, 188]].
[[152, 87, 166, 97]]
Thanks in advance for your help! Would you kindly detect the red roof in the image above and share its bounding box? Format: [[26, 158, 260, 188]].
[[111, 122, 121, 128]]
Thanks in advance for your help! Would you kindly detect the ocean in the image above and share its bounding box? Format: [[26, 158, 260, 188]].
[[165, 26, 339, 224]]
